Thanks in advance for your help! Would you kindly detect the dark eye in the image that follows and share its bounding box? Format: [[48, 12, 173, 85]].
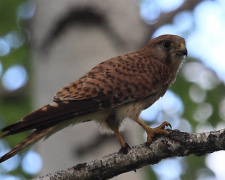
[[162, 41, 171, 48]]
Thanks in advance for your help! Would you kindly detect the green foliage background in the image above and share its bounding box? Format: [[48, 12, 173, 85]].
[[0, 0, 33, 179]]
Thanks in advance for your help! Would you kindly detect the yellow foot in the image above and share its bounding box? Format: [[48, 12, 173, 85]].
[[146, 121, 171, 143]]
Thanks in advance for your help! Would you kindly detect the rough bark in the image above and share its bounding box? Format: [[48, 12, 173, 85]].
[[33, 128, 225, 180]]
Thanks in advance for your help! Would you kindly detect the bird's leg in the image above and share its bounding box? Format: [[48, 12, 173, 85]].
[[111, 127, 125, 147], [106, 115, 130, 154], [135, 119, 171, 143], [110, 127, 130, 154]]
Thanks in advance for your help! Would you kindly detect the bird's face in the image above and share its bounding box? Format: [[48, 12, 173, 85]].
[[159, 37, 187, 73], [142, 34, 188, 73]]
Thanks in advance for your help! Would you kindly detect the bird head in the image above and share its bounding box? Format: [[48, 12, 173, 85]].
[[141, 34, 187, 73]]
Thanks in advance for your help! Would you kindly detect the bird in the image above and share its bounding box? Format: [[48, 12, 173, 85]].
[[0, 34, 187, 163]]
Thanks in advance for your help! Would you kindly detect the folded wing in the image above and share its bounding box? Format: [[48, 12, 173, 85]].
[[1, 52, 171, 137]]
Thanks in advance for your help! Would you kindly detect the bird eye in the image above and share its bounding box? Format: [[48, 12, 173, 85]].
[[162, 41, 171, 48]]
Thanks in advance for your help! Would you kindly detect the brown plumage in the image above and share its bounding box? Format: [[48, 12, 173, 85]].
[[0, 34, 187, 163]]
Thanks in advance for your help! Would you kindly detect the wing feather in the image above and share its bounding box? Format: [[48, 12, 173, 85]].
[[55, 52, 172, 102]]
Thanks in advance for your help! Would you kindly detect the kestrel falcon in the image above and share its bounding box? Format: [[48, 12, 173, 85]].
[[0, 34, 187, 162]]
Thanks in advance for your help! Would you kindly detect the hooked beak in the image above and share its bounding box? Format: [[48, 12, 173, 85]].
[[176, 43, 188, 56]]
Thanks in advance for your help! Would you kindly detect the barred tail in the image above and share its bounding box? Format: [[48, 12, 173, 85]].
[[0, 126, 55, 163]]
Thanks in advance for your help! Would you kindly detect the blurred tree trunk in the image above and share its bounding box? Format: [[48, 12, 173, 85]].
[[31, 0, 149, 179]]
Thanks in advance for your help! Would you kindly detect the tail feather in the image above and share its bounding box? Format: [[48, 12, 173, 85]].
[[1, 99, 101, 134], [0, 132, 13, 139], [0, 98, 112, 162], [0, 126, 55, 163]]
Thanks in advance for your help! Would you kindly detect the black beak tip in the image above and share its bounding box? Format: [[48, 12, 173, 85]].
[[178, 48, 188, 56]]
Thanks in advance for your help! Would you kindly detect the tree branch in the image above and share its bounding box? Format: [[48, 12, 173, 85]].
[[33, 129, 225, 180], [148, 0, 203, 33]]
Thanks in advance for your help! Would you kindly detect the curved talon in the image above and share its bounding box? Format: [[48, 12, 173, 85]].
[[158, 121, 172, 129], [135, 119, 172, 144], [119, 143, 130, 154], [146, 121, 171, 143]]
